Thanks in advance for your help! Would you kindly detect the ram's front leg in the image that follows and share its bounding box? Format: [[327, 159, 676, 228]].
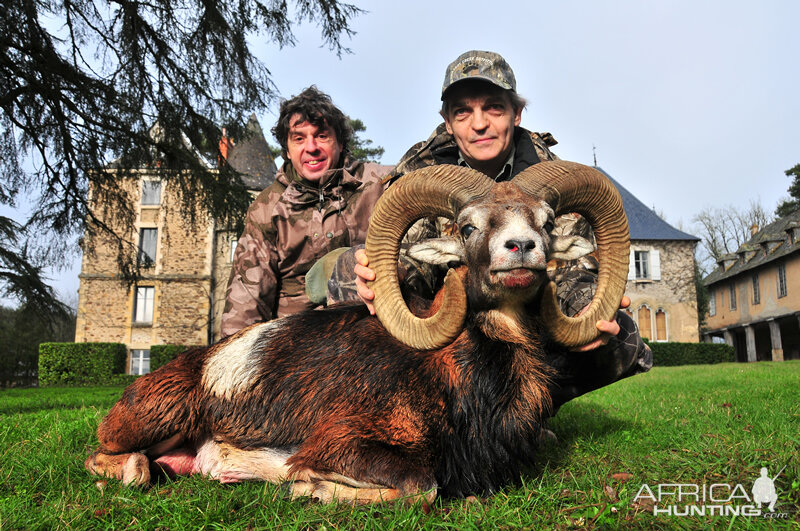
[[285, 417, 438, 505], [86, 352, 204, 484]]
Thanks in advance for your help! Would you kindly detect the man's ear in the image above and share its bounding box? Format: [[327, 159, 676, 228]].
[[513, 105, 522, 127], [407, 238, 465, 265], [549, 235, 595, 261], [443, 115, 454, 136]]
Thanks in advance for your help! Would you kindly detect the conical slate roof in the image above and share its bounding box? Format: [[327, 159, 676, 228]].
[[595, 167, 700, 241], [227, 114, 277, 190]]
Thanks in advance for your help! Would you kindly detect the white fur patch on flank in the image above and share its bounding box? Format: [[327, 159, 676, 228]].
[[195, 439, 296, 483], [202, 322, 275, 399]]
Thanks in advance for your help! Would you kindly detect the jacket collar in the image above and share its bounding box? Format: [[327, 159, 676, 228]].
[[277, 154, 363, 211]]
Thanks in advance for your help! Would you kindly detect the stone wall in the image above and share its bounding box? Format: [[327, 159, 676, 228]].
[[75, 174, 219, 372], [626, 239, 700, 342]]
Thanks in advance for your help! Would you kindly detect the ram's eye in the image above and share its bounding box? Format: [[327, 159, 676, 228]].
[[543, 221, 554, 233], [460, 224, 476, 238]]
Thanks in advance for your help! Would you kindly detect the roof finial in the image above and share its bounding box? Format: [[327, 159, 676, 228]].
[[592, 144, 597, 167]]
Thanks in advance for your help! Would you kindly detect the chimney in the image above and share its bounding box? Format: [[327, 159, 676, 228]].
[[750, 224, 759, 236], [218, 127, 234, 166]]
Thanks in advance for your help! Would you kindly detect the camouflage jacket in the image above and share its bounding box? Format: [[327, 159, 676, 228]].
[[220, 156, 387, 337]]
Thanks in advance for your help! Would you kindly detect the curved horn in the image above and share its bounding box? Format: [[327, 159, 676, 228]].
[[366, 166, 495, 350], [512, 160, 630, 348]]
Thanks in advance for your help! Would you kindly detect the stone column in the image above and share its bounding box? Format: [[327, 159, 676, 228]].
[[744, 325, 757, 362], [768, 319, 784, 362], [723, 330, 734, 347]]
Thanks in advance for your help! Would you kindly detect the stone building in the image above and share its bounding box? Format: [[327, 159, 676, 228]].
[[597, 168, 701, 343], [702, 210, 800, 362], [74, 116, 276, 374]]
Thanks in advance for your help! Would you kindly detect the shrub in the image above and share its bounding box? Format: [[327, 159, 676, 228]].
[[38, 343, 127, 386], [0, 348, 38, 388], [150, 344, 202, 371], [649, 342, 735, 366]]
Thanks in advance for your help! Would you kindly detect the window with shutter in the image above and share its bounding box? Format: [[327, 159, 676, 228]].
[[638, 306, 652, 340], [655, 309, 667, 341]]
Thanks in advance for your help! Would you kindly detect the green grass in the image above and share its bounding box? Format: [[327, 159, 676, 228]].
[[1, 362, 798, 529]]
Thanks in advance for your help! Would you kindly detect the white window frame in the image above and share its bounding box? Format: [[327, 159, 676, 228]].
[[729, 283, 737, 310], [634, 250, 649, 279], [141, 180, 162, 206], [629, 248, 661, 281], [130, 349, 150, 375], [777, 263, 787, 298], [654, 308, 668, 342], [230, 239, 238, 262], [138, 227, 158, 267], [636, 304, 653, 341], [134, 286, 155, 323], [709, 290, 716, 316], [752, 273, 760, 305]]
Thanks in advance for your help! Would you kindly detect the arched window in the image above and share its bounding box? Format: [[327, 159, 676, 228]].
[[638, 305, 652, 341], [655, 309, 667, 341]]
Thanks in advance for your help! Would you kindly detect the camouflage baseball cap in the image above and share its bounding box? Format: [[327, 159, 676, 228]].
[[441, 50, 516, 100]]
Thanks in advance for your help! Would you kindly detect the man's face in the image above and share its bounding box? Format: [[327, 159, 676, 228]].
[[443, 83, 522, 175], [285, 114, 343, 183]]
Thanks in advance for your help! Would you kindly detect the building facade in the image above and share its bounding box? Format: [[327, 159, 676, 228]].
[[702, 211, 800, 362], [599, 169, 701, 343], [74, 116, 276, 374]]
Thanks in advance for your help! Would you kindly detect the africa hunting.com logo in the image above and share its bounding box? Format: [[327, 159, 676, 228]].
[[633, 466, 792, 519]]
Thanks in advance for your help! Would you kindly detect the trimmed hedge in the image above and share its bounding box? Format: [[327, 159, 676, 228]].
[[38, 342, 127, 386], [150, 344, 203, 371], [648, 341, 735, 366]]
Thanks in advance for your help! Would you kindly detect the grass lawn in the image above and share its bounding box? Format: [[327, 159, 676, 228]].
[[0, 361, 798, 529]]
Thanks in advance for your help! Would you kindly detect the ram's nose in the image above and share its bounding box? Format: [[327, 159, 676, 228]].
[[504, 239, 536, 253]]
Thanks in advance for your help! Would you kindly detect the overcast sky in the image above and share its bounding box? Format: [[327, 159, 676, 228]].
[[15, 0, 800, 305]]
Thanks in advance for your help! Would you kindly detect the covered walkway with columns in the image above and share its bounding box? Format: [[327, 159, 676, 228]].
[[704, 312, 800, 362]]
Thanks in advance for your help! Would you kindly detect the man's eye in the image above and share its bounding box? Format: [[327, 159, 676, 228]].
[[460, 224, 476, 238]]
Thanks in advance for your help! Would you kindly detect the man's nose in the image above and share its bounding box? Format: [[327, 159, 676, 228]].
[[471, 109, 488, 130], [304, 136, 319, 152]]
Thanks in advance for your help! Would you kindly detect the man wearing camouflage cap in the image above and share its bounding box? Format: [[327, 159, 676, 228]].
[[335, 50, 652, 413], [220, 86, 386, 338]]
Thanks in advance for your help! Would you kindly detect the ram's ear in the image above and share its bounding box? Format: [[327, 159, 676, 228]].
[[407, 238, 465, 265], [549, 234, 595, 261]]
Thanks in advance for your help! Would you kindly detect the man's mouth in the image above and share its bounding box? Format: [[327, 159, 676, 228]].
[[304, 159, 326, 169]]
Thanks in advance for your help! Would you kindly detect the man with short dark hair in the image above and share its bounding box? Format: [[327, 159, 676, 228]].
[[220, 86, 386, 337], [334, 51, 651, 412]]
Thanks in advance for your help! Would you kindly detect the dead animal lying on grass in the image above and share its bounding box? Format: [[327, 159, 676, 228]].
[[85, 161, 630, 505]]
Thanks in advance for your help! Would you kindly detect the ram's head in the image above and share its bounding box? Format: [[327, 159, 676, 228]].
[[365, 160, 630, 350]]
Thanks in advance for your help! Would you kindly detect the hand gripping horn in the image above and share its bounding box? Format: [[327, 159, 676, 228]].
[[511, 160, 630, 347]]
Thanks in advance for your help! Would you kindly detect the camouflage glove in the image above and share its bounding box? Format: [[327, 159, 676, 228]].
[[305, 247, 351, 304]]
